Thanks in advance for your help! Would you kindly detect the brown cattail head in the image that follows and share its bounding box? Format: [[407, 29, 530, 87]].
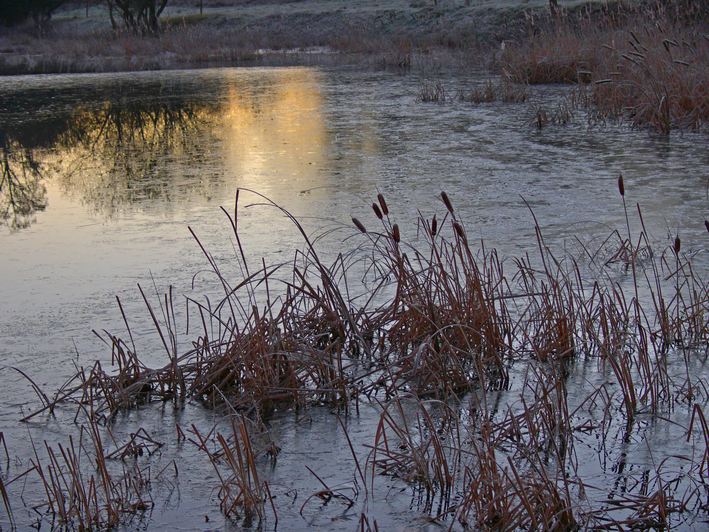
[[674, 235, 681, 255], [441, 191, 454, 214], [392, 224, 400, 243], [453, 221, 466, 242], [352, 217, 367, 233], [372, 202, 383, 219], [431, 215, 438, 236], [618, 174, 625, 197], [377, 193, 389, 216]]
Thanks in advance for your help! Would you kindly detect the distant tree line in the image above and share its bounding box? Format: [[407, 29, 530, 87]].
[[0, 0, 171, 34]]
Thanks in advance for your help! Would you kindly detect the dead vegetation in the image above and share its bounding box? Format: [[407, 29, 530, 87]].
[[4, 181, 708, 529], [458, 80, 528, 104], [11, 419, 154, 529], [500, 0, 709, 132], [418, 80, 447, 103]]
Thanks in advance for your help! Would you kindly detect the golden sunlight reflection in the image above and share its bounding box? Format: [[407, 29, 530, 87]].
[[17, 68, 335, 223], [219, 69, 330, 199]]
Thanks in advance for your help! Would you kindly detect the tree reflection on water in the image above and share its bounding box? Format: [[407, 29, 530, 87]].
[[54, 100, 216, 213], [0, 131, 48, 230], [0, 69, 330, 230]]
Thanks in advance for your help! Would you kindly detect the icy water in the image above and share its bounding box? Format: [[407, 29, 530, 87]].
[[0, 67, 708, 530]]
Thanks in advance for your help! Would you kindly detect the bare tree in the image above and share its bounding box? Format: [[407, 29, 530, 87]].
[[106, 0, 169, 33], [549, 0, 560, 18]]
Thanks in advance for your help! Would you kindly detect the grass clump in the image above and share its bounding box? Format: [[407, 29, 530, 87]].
[[459, 80, 528, 104], [501, 1, 709, 132], [418, 80, 447, 103]]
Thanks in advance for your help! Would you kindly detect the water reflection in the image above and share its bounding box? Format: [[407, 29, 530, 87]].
[[0, 68, 330, 228], [52, 99, 219, 215], [0, 133, 47, 230], [221, 70, 328, 195]]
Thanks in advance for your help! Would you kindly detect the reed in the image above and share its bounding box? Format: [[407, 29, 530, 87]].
[[418, 81, 447, 103], [191, 418, 271, 524], [501, 1, 709, 132], [459, 80, 528, 104], [28, 186, 707, 416], [17, 186, 708, 528], [28, 417, 152, 529], [369, 397, 461, 505]]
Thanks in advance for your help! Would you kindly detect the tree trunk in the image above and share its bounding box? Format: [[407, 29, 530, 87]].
[[549, 0, 560, 18]]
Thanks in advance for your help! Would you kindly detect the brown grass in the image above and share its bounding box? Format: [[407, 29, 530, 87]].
[[190, 418, 272, 525], [418, 80, 447, 103], [13, 184, 709, 528], [500, 2, 709, 134], [27, 418, 152, 528], [24, 185, 708, 417], [459, 80, 528, 104], [501, 1, 709, 132]]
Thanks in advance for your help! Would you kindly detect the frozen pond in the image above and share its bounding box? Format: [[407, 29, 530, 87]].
[[0, 66, 707, 530]]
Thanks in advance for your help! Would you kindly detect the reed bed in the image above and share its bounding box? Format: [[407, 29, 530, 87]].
[[500, 1, 709, 132], [10, 183, 708, 529], [418, 80, 447, 103], [23, 417, 152, 529], [458, 80, 528, 104]]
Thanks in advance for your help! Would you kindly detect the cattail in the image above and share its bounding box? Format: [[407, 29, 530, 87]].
[[392, 224, 400, 243], [453, 221, 466, 242], [352, 217, 367, 233], [377, 193, 389, 216], [372, 202, 383, 219], [431, 215, 438, 236], [617, 174, 625, 197], [674, 235, 681, 255], [441, 191, 454, 214]]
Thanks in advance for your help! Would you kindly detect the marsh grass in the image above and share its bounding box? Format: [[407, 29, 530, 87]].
[[419, 79, 527, 105], [369, 397, 461, 504], [190, 418, 273, 524], [418, 80, 447, 103], [11, 183, 709, 529], [26, 417, 152, 528], [501, 1, 709, 132], [459, 80, 528, 104]]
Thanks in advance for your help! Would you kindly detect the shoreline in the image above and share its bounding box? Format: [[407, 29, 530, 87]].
[[0, 0, 565, 77], [0, 47, 487, 77]]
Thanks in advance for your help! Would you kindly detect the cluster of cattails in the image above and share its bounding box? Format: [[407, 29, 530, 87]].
[[12, 187, 707, 530], [352, 192, 400, 244]]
